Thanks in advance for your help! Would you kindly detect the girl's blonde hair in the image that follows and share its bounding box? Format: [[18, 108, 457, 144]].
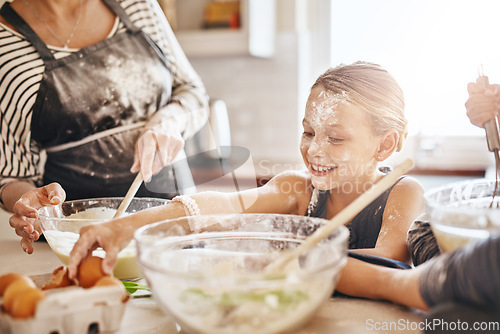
[[312, 61, 408, 152]]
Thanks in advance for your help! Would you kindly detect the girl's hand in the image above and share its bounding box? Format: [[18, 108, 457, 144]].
[[68, 220, 135, 279], [8, 183, 65, 254], [131, 124, 184, 182], [465, 82, 500, 128]]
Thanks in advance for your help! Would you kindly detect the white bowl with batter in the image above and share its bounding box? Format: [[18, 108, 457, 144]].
[[38, 197, 169, 279]]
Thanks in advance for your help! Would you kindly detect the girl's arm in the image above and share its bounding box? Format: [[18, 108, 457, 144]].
[[336, 257, 429, 310], [335, 176, 424, 296], [68, 170, 312, 278], [353, 176, 425, 262], [338, 236, 500, 312]]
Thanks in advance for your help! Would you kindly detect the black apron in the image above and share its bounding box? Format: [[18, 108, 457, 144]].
[[1, 0, 192, 199]]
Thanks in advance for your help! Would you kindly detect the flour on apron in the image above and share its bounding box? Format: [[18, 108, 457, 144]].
[[1, 0, 192, 199]]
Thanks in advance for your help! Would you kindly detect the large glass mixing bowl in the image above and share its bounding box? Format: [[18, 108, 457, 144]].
[[425, 179, 500, 252], [135, 214, 348, 334]]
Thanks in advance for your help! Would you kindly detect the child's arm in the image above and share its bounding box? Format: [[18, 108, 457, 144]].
[[336, 257, 428, 310], [354, 176, 424, 263], [68, 170, 312, 278], [337, 236, 500, 313], [192, 170, 311, 216]]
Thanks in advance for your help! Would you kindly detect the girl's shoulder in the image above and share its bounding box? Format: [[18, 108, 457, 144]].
[[266, 169, 313, 197], [386, 175, 425, 211], [263, 169, 313, 215], [268, 169, 311, 186], [378, 166, 423, 197], [392, 175, 424, 195]]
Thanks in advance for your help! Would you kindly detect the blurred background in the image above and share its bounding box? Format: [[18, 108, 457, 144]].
[[1, 0, 498, 237], [162, 0, 499, 187]]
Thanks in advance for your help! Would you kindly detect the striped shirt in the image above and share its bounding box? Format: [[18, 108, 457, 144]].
[[0, 0, 209, 188]]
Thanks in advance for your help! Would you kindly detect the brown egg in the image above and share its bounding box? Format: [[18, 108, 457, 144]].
[[42, 266, 75, 290], [10, 287, 45, 318], [3, 277, 36, 313], [0, 273, 28, 297], [77, 256, 106, 288], [93, 276, 129, 302]]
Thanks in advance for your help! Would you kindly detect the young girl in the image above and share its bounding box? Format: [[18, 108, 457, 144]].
[[64, 61, 425, 293], [324, 78, 500, 322]]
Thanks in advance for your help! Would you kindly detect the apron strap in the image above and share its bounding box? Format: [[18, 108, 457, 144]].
[[102, 0, 169, 66], [0, 0, 140, 64], [102, 0, 141, 33], [0, 3, 55, 62]]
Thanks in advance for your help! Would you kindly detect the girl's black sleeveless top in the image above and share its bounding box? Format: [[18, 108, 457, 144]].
[[306, 176, 402, 249]]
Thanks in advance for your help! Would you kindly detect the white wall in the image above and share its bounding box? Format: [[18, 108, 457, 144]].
[[187, 0, 313, 167], [190, 32, 301, 164]]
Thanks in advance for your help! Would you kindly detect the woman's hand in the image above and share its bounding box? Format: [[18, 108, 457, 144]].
[[131, 123, 184, 182], [68, 220, 135, 279], [8, 183, 65, 254], [465, 82, 500, 128]]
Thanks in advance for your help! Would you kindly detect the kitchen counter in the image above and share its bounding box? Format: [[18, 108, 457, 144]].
[[0, 210, 425, 333]]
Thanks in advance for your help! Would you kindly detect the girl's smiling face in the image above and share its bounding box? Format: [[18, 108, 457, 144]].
[[300, 86, 382, 191]]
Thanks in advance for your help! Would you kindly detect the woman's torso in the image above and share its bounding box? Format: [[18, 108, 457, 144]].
[[0, 0, 178, 199]]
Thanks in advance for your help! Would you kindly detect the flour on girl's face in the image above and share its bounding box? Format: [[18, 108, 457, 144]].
[[301, 87, 381, 191], [303, 89, 353, 163], [305, 90, 350, 129]]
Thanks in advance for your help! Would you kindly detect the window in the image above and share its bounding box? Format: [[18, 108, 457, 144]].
[[328, 0, 500, 169]]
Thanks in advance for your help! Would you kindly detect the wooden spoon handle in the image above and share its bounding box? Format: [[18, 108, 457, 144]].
[[113, 173, 143, 219], [266, 158, 414, 273]]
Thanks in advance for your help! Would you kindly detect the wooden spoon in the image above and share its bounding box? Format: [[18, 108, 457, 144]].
[[113, 173, 143, 219], [265, 158, 414, 274]]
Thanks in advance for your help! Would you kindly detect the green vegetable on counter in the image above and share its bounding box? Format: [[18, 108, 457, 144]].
[[122, 281, 150, 295]]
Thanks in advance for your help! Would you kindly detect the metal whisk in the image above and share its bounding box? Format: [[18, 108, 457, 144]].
[[477, 66, 500, 208]]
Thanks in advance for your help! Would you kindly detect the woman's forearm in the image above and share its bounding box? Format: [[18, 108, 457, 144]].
[[0, 181, 36, 212]]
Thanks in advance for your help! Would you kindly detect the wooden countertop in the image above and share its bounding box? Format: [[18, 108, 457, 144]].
[[0, 235, 425, 334]]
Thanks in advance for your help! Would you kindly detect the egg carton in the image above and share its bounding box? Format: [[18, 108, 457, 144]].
[[0, 284, 128, 334]]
